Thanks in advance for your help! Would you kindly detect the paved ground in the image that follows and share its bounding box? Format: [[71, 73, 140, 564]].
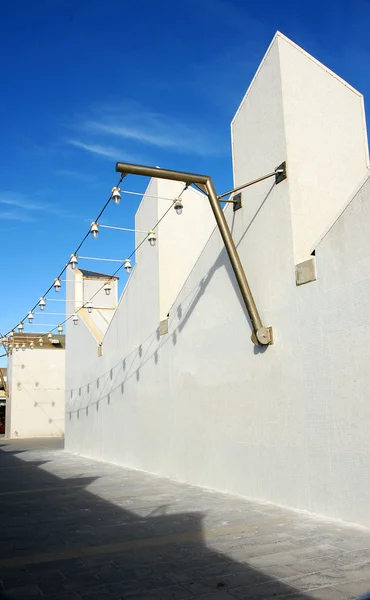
[[1, 440, 370, 600]]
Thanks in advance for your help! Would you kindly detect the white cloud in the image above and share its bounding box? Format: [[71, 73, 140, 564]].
[[0, 210, 36, 222], [67, 139, 121, 159], [85, 108, 223, 156], [73, 102, 226, 158], [0, 192, 69, 218]]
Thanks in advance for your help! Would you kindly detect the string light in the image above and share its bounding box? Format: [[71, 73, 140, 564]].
[[3, 174, 183, 351], [57, 324, 63, 334], [111, 187, 121, 205], [147, 230, 156, 247], [124, 259, 132, 274], [15, 344, 19, 352], [21, 343, 26, 352], [90, 222, 99, 239], [70, 254, 78, 270], [30, 341, 34, 350], [27, 311, 34, 324], [173, 198, 183, 215], [38, 338, 43, 347]]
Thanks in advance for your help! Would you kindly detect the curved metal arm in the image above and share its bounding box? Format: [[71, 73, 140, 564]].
[[115, 161, 273, 345]]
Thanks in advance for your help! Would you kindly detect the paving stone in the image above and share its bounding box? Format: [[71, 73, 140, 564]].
[[228, 580, 295, 599], [0, 584, 43, 599], [283, 569, 348, 592], [333, 577, 370, 596], [2, 439, 370, 600]]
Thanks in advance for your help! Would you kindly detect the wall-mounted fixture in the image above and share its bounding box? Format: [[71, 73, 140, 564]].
[[115, 161, 287, 345]]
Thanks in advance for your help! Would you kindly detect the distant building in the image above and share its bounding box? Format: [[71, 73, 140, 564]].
[[6, 334, 65, 438], [0, 368, 7, 434]]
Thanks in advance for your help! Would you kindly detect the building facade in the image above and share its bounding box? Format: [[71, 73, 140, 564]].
[[64, 33, 370, 527], [6, 334, 65, 438]]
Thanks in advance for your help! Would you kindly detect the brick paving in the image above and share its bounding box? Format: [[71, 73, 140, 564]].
[[1, 439, 370, 599]]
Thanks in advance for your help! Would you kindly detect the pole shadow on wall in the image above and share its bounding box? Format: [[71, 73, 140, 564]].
[[175, 181, 276, 354], [0, 440, 317, 599], [66, 182, 278, 415]]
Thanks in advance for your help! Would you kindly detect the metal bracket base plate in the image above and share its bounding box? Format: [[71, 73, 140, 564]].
[[275, 161, 287, 184], [233, 192, 242, 212], [251, 326, 274, 345]]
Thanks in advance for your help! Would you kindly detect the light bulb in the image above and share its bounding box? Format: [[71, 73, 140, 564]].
[[30, 341, 34, 350], [147, 230, 156, 247], [54, 278, 61, 292], [111, 187, 121, 205], [173, 199, 183, 215], [39, 297, 46, 311], [70, 254, 78, 269], [18, 322, 24, 333], [47, 332, 52, 342], [21, 343, 26, 351], [57, 324, 63, 334], [124, 259, 132, 274], [72, 313, 79, 325], [104, 282, 111, 296], [9, 330, 14, 340], [90, 221, 99, 239], [15, 344, 19, 352], [28, 311, 34, 324], [38, 338, 43, 347], [85, 301, 92, 313]]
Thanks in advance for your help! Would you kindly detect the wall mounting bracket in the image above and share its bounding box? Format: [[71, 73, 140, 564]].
[[115, 161, 286, 346]]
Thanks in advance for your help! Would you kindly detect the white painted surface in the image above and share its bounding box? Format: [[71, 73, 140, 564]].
[[232, 33, 369, 264], [65, 34, 370, 526], [6, 348, 65, 438]]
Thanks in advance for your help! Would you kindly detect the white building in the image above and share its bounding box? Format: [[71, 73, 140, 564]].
[[65, 33, 370, 527], [6, 334, 65, 438]]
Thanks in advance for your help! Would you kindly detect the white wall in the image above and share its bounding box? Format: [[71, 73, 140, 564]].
[[232, 32, 369, 265], [7, 347, 65, 438], [65, 33, 370, 526]]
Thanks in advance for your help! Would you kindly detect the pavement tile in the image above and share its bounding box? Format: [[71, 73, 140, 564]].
[[283, 569, 348, 592], [333, 578, 370, 596], [0, 584, 43, 599], [2, 439, 370, 600]]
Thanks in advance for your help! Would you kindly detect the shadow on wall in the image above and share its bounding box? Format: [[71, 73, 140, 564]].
[[67, 181, 278, 416], [0, 440, 317, 599], [11, 361, 64, 436]]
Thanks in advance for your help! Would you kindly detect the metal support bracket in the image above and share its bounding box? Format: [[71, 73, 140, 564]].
[[275, 161, 287, 185], [233, 192, 242, 212], [115, 161, 279, 346]]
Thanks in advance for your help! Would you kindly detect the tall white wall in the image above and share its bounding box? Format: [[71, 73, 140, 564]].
[[232, 32, 369, 265], [65, 33, 370, 526], [7, 348, 65, 438]]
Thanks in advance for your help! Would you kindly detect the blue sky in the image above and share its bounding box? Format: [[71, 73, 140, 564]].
[[1, 0, 370, 364]]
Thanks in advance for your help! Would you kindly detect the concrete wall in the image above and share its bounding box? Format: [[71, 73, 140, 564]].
[[65, 33, 370, 526], [7, 347, 65, 438], [232, 33, 369, 265]]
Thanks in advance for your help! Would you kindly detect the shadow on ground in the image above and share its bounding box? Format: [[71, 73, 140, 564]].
[[0, 439, 350, 600]]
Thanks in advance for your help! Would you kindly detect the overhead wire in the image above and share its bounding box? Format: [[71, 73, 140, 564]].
[[3, 180, 189, 351], [50, 183, 188, 333], [3, 175, 123, 340]]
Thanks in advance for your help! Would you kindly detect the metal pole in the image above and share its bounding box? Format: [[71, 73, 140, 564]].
[[217, 171, 276, 199], [205, 180, 272, 345], [115, 161, 273, 345]]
